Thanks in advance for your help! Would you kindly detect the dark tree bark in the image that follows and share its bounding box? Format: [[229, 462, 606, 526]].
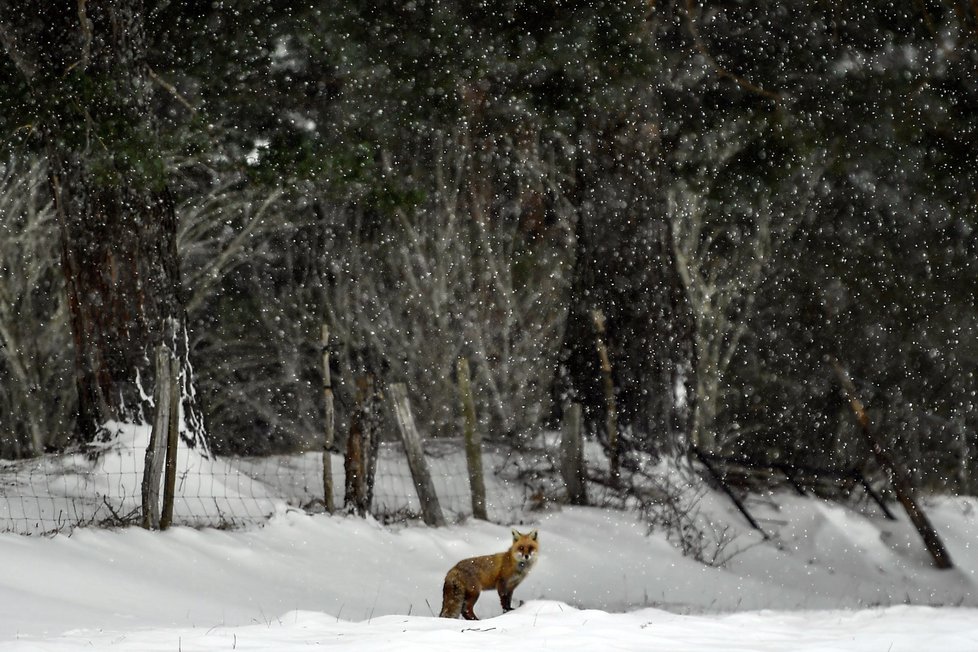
[[560, 214, 694, 455], [557, 115, 694, 457], [0, 1, 206, 447]]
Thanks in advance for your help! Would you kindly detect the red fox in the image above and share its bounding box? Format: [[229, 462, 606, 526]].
[[439, 529, 539, 620]]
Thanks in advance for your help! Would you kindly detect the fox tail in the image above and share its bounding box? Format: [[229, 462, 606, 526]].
[[439, 577, 463, 618]]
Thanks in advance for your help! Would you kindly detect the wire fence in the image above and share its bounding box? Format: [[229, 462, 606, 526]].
[[0, 421, 902, 545], [0, 424, 552, 535]]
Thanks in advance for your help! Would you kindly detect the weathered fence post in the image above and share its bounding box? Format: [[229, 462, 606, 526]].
[[457, 357, 487, 520], [160, 353, 180, 530], [592, 310, 620, 486], [321, 323, 336, 513], [141, 345, 171, 529], [390, 383, 446, 527], [831, 357, 953, 569], [560, 402, 588, 505]]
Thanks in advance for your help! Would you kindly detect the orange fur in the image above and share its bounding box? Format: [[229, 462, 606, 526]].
[[439, 529, 539, 619]]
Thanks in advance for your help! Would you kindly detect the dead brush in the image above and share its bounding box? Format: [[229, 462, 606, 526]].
[[633, 467, 740, 568]]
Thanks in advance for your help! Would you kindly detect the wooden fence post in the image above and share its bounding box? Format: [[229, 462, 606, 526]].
[[593, 310, 620, 486], [390, 383, 446, 527], [560, 402, 588, 505], [141, 344, 171, 529], [457, 358, 487, 520], [321, 324, 336, 513], [160, 353, 180, 530], [831, 357, 953, 569], [344, 418, 365, 515], [344, 375, 379, 517]]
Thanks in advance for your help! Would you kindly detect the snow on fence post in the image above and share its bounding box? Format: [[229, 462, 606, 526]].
[[560, 402, 588, 506], [141, 344, 171, 529], [457, 357, 487, 520], [390, 383, 446, 527], [321, 323, 336, 513], [592, 310, 620, 486], [160, 352, 180, 530]]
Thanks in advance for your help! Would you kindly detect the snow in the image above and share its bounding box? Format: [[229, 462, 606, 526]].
[[0, 430, 976, 650], [4, 603, 978, 652]]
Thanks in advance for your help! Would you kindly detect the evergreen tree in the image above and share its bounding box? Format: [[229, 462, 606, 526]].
[[0, 2, 205, 447]]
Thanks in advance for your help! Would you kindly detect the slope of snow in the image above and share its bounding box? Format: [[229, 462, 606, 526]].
[[0, 499, 975, 649]]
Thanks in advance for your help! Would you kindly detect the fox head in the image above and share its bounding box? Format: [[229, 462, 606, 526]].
[[510, 529, 539, 570]]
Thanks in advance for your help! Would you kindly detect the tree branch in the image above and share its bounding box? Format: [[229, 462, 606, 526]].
[[148, 67, 197, 114], [0, 21, 39, 80], [683, 0, 781, 104], [73, 0, 93, 72]]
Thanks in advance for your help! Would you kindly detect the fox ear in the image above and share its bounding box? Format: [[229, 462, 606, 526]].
[[512, 529, 521, 541], [529, 530, 538, 541]]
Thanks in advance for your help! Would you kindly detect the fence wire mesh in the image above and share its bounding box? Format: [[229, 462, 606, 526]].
[[0, 426, 549, 535]]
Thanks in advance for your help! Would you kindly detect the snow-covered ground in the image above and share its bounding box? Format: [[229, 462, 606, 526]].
[[0, 426, 977, 650], [1, 499, 977, 649]]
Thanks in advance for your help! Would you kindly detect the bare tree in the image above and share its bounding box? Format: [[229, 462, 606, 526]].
[[177, 182, 285, 319], [173, 177, 319, 454], [0, 157, 74, 456], [669, 155, 823, 452], [325, 125, 575, 444]]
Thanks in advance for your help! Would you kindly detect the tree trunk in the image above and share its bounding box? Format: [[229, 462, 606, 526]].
[[0, 2, 206, 447], [831, 358, 953, 570], [556, 113, 693, 456], [53, 171, 202, 444], [558, 211, 693, 456]]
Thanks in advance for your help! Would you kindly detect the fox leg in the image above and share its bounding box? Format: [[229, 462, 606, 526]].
[[497, 583, 513, 612], [461, 590, 480, 620], [496, 580, 514, 613]]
